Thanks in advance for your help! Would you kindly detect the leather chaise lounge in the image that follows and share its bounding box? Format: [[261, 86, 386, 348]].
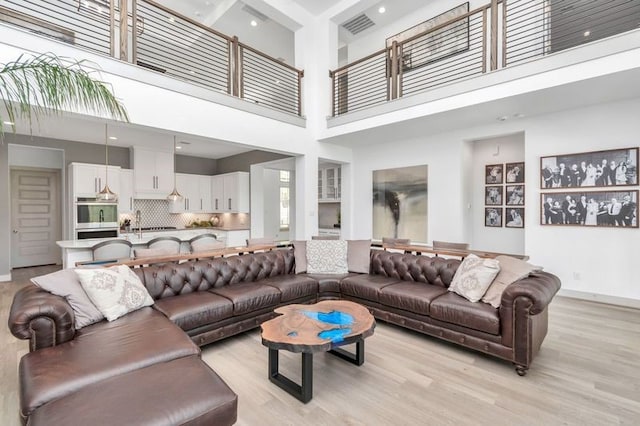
[[9, 247, 560, 424]]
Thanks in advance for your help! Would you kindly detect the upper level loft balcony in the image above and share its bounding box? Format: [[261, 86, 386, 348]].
[[325, 0, 640, 137], [0, 0, 304, 119]]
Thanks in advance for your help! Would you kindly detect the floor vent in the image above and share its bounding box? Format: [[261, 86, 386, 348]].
[[341, 13, 375, 35]]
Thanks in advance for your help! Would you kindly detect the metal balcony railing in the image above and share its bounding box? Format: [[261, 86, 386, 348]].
[[330, 0, 640, 117], [0, 0, 304, 116]]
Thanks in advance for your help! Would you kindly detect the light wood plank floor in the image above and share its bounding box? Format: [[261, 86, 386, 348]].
[[1, 266, 639, 425]]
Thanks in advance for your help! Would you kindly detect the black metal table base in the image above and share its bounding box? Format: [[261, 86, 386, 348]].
[[268, 340, 365, 403]]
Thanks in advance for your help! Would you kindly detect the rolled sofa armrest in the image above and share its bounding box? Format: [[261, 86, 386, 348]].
[[8, 285, 76, 352], [501, 272, 561, 315]]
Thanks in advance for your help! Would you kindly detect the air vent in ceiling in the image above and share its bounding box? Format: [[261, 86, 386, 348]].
[[242, 4, 268, 22], [341, 13, 375, 35]]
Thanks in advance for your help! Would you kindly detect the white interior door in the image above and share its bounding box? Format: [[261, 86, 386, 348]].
[[11, 169, 61, 268]]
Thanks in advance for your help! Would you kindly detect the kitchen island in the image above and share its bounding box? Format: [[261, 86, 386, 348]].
[[57, 228, 250, 268]]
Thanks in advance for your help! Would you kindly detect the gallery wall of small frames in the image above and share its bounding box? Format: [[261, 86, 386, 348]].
[[484, 162, 525, 228]]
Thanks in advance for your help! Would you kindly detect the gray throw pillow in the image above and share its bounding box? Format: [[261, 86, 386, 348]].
[[31, 268, 104, 329], [347, 240, 371, 273], [293, 240, 307, 274]]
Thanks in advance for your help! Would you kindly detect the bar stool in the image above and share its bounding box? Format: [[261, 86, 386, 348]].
[[147, 236, 182, 254], [189, 234, 224, 253], [92, 239, 133, 261]]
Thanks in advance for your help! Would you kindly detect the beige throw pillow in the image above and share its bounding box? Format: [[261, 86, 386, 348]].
[[482, 255, 543, 308], [448, 254, 501, 303], [293, 241, 307, 274], [75, 265, 154, 321], [347, 240, 371, 273], [306, 240, 348, 274], [31, 268, 105, 329]]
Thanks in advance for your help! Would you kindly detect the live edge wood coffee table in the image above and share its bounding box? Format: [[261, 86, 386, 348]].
[[261, 300, 375, 403]]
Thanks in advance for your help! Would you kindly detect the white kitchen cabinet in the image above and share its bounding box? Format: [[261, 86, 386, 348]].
[[118, 169, 134, 213], [198, 176, 212, 212], [169, 174, 213, 213], [211, 172, 249, 213], [132, 147, 174, 199], [318, 166, 341, 202], [211, 175, 224, 212], [70, 163, 120, 198]]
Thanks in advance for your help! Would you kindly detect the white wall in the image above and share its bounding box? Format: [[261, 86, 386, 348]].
[[471, 133, 525, 253], [524, 99, 640, 303], [262, 169, 283, 240], [351, 136, 467, 244], [351, 97, 640, 303]]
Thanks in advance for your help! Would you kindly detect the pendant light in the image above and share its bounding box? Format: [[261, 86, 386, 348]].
[[167, 136, 183, 202], [96, 123, 118, 202]]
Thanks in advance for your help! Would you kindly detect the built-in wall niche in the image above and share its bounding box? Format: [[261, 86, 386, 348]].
[[471, 133, 525, 254], [318, 203, 340, 229]]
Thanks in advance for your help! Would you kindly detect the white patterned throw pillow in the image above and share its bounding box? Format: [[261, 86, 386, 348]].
[[75, 265, 154, 321], [306, 240, 348, 274], [448, 254, 501, 303]]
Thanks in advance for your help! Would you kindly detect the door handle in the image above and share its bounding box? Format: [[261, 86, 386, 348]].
[[12, 229, 18, 234], [228, 198, 231, 210]]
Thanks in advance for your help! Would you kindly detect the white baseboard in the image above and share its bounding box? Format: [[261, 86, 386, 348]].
[[558, 289, 640, 309], [0, 273, 12, 282]]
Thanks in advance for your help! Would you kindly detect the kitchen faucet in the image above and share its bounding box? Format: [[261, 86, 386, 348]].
[[135, 210, 142, 239]]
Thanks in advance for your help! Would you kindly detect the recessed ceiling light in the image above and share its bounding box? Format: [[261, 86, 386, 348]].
[[108, 136, 117, 140], [3, 121, 14, 125], [250, 20, 257, 27], [583, 30, 591, 37], [378, 6, 386, 14]]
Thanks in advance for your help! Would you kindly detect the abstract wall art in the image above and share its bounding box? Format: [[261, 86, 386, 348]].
[[372, 165, 428, 242]]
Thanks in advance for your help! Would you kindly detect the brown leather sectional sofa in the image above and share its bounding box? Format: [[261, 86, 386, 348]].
[[9, 248, 560, 424]]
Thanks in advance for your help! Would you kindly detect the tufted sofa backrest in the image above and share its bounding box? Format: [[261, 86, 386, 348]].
[[134, 249, 295, 300], [370, 250, 461, 288]]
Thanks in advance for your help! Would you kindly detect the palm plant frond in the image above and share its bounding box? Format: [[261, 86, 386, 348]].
[[0, 52, 129, 135]]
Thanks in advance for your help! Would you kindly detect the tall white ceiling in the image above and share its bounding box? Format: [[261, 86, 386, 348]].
[[291, 0, 344, 15]]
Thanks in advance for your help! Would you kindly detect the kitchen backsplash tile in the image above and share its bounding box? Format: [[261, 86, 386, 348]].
[[119, 199, 249, 229]]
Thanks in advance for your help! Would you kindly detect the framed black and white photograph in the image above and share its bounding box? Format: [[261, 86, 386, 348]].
[[485, 186, 503, 205], [541, 190, 638, 227], [485, 164, 503, 184], [485, 207, 503, 227], [540, 147, 638, 189], [386, 3, 470, 73], [506, 184, 525, 205], [505, 208, 524, 228], [506, 162, 525, 183]]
